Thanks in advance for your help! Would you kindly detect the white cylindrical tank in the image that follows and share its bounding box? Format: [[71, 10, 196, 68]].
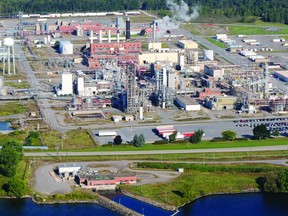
[[139, 107, 143, 120], [204, 50, 214, 61], [0, 76, 4, 89], [4, 38, 14, 47], [178, 55, 185, 67]]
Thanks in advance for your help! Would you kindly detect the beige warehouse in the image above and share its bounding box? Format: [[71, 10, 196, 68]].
[[138, 52, 178, 65], [177, 40, 198, 49]]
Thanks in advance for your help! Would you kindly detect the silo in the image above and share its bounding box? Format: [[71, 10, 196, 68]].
[[204, 50, 214, 61], [126, 17, 130, 40]]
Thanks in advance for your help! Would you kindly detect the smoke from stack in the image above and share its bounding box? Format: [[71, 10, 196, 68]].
[[156, 0, 199, 37], [126, 17, 131, 40]]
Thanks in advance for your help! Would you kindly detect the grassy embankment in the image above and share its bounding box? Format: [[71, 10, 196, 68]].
[[121, 162, 285, 207], [206, 37, 227, 48]]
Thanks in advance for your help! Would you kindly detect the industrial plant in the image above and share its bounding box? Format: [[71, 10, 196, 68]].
[[1, 9, 288, 135]]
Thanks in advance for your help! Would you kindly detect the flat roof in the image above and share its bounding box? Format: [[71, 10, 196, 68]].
[[274, 70, 288, 77], [178, 40, 197, 45], [176, 96, 199, 106]]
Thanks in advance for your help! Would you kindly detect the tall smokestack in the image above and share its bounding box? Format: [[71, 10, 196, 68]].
[[117, 30, 120, 43], [108, 30, 111, 43], [126, 17, 130, 40], [153, 21, 156, 42], [99, 30, 102, 43], [90, 30, 93, 44]]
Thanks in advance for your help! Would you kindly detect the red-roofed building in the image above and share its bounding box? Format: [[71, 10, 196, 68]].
[[196, 88, 222, 100]]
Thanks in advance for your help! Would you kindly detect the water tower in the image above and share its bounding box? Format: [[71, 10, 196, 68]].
[[3, 38, 16, 76]]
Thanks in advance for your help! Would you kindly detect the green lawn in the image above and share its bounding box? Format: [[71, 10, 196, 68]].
[[228, 25, 288, 35], [69, 137, 288, 152], [121, 163, 272, 207], [206, 38, 227, 48]]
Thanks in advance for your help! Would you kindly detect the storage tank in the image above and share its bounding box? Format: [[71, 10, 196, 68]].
[[0, 76, 4, 89], [178, 55, 185, 67], [204, 50, 214, 61]]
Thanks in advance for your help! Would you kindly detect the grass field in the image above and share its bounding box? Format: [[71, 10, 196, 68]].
[[5, 82, 31, 89], [121, 163, 278, 207], [228, 25, 288, 35], [181, 23, 200, 35], [0, 102, 28, 116], [40, 129, 95, 150]]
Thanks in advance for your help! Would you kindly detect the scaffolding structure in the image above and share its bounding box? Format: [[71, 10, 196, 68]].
[[126, 64, 138, 114]]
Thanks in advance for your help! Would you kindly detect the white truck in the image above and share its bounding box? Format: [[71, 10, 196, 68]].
[[98, 131, 117, 136]]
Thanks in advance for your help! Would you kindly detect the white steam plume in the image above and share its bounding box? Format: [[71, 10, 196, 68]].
[[156, 0, 199, 36]]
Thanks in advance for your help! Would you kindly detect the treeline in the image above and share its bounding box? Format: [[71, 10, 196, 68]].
[[1, 0, 288, 24]]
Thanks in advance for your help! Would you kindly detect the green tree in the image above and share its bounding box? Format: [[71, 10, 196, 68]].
[[253, 124, 270, 140], [0, 142, 23, 177], [169, 131, 177, 143], [277, 169, 288, 192], [113, 135, 122, 145], [271, 130, 280, 137], [138, 134, 145, 146], [263, 172, 279, 192], [7, 178, 26, 198], [221, 130, 237, 141], [133, 134, 145, 147], [189, 129, 204, 144]]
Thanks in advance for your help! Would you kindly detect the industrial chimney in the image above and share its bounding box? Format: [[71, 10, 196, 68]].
[[99, 30, 102, 43], [126, 17, 130, 40], [117, 30, 120, 43], [108, 30, 111, 43]]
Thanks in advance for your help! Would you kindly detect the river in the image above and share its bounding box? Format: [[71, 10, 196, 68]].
[[1, 193, 288, 216]]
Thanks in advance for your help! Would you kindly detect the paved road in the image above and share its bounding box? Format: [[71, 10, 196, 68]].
[[25, 145, 288, 157]]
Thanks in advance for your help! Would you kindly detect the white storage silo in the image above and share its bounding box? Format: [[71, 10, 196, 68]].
[[178, 55, 185, 67], [204, 50, 214, 61]]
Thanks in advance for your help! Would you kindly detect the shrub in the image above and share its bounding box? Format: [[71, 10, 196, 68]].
[[153, 140, 169, 145]]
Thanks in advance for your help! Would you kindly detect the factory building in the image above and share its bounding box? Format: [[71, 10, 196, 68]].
[[196, 88, 222, 100], [148, 42, 162, 51], [177, 40, 198, 49], [76, 76, 112, 97], [138, 52, 179, 65], [204, 95, 237, 110], [77, 171, 136, 190], [273, 70, 288, 82], [90, 42, 141, 55], [204, 65, 225, 80], [57, 72, 73, 96], [175, 96, 201, 111]]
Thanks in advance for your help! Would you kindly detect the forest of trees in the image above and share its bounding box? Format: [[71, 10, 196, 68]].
[[1, 0, 288, 24]]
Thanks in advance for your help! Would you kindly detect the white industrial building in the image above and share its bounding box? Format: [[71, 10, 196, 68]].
[[204, 65, 225, 80], [59, 41, 73, 55], [215, 34, 227, 40], [175, 96, 201, 111], [76, 76, 112, 97], [57, 164, 82, 174], [273, 70, 288, 82], [57, 72, 73, 96]]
